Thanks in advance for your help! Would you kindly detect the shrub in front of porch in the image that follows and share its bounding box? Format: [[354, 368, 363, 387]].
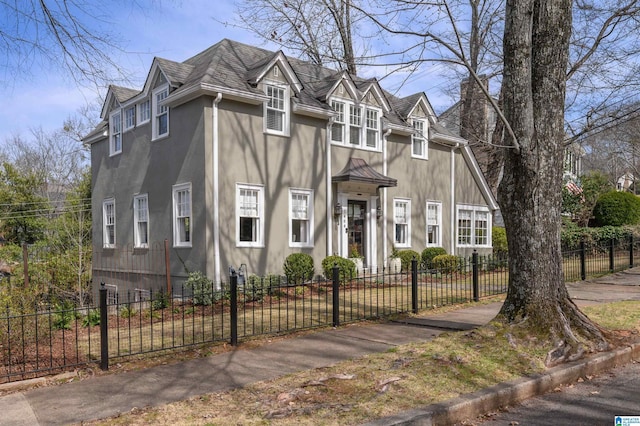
[[321, 256, 356, 284]]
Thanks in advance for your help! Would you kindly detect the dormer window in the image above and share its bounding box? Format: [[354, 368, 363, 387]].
[[412, 118, 428, 159], [349, 104, 361, 146], [365, 109, 379, 148], [152, 85, 169, 140], [265, 83, 289, 135], [109, 110, 122, 156], [330, 99, 381, 151]]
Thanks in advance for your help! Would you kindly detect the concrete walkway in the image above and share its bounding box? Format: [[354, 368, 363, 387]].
[[1, 272, 639, 426]]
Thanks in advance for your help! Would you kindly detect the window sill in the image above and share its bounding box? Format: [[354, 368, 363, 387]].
[[173, 243, 192, 249], [411, 155, 429, 161], [237, 242, 265, 248], [152, 133, 169, 142], [290, 243, 314, 249]]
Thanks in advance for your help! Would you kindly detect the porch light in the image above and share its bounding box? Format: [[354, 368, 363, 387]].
[[376, 205, 383, 220], [333, 202, 342, 217]]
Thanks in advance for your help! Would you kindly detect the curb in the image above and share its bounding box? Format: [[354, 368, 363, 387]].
[[0, 371, 77, 394], [364, 341, 640, 426]]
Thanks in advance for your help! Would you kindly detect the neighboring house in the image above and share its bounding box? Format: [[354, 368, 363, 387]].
[[563, 142, 585, 183], [84, 39, 497, 293], [440, 78, 584, 191], [617, 172, 635, 193]]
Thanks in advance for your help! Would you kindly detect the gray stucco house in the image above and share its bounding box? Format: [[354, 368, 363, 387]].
[[84, 38, 497, 292]]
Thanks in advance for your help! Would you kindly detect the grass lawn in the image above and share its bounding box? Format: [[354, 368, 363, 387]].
[[87, 300, 640, 426]]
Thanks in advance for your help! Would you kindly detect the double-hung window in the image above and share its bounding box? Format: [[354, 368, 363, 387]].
[[394, 199, 411, 247], [426, 202, 442, 247], [289, 189, 313, 247], [133, 194, 149, 248], [103, 198, 116, 248], [331, 101, 345, 143], [349, 104, 361, 146], [109, 110, 122, 155], [124, 106, 135, 131], [173, 183, 191, 247], [412, 119, 428, 159], [237, 184, 264, 247], [265, 84, 287, 135], [365, 109, 379, 148], [138, 99, 150, 124], [457, 205, 491, 247], [152, 85, 169, 139]]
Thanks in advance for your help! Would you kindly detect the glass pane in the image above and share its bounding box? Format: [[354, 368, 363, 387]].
[[240, 217, 256, 242]]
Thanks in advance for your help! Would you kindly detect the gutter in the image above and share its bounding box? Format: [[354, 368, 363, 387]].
[[450, 143, 460, 254]]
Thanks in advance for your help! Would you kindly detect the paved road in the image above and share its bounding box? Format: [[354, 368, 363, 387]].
[[469, 361, 640, 426]]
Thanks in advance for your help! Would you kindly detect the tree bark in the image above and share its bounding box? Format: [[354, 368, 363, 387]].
[[498, 0, 608, 360]]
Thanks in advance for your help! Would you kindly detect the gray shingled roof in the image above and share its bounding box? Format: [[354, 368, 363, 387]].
[[110, 85, 139, 103], [105, 39, 434, 129]]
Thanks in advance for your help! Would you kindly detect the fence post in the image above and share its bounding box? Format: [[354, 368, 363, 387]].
[[580, 240, 586, 281], [629, 234, 634, 269], [99, 282, 109, 371], [22, 243, 29, 289], [609, 238, 615, 272], [230, 271, 238, 347], [411, 258, 418, 314], [164, 239, 172, 295], [472, 251, 479, 302], [332, 263, 340, 327]]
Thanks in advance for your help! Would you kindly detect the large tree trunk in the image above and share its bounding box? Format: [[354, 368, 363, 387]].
[[497, 0, 608, 363]]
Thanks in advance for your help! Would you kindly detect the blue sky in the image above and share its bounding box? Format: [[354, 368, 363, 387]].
[[0, 0, 454, 145]]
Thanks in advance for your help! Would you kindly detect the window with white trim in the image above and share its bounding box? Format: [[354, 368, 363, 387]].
[[109, 110, 122, 155], [426, 201, 442, 247], [133, 194, 149, 248], [172, 183, 191, 247], [237, 184, 264, 247], [330, 99, 381, 150], [265, 84, 288, 135], [124, 106, 135, 130], [365, 109, 379, 148], [152, 85, 169, 139], [103, 198, 116, 248], [412, 119, 428, 159], [394, 199, 411, 247], [457, 205, 492, 247], [331, 100, 345, 143], [349, 104, 361, 146], [289, 189, 313, 247], [138, 99, 150, 124]]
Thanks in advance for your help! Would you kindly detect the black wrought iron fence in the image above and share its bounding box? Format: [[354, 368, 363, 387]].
[[1, 239, 638, 383]]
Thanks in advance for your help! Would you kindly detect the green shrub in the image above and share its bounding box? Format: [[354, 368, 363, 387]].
[[432, 254, 460, 274], [593, 191, 640, 227], [321, 255, 356, 283], [397, 249, 420, 272], [283, 253, 314, 284], [421, 247, 447, 268], [52, 300, 76, 330], [151, 290, 170, 310], [82, 309, 100, 327], [492, 226, 508, 254], [244, 274, 281, 302], [119, 304, 137, 318], [185, 271, 214, 306]]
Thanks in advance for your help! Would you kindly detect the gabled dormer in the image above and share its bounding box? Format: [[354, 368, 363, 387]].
[[327, 73, 385, 151], [401, 93, 436, 160], [247, 51, 304, 137]]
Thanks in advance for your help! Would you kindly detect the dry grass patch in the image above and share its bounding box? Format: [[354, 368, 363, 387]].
[[87, 300, 640, 425]]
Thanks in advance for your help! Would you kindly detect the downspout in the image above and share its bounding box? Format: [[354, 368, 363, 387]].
[[450, 143, 460, 254], [326, 117, 335, 257], [382, 128, 392, 266], [212, 93, 223, 284]]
